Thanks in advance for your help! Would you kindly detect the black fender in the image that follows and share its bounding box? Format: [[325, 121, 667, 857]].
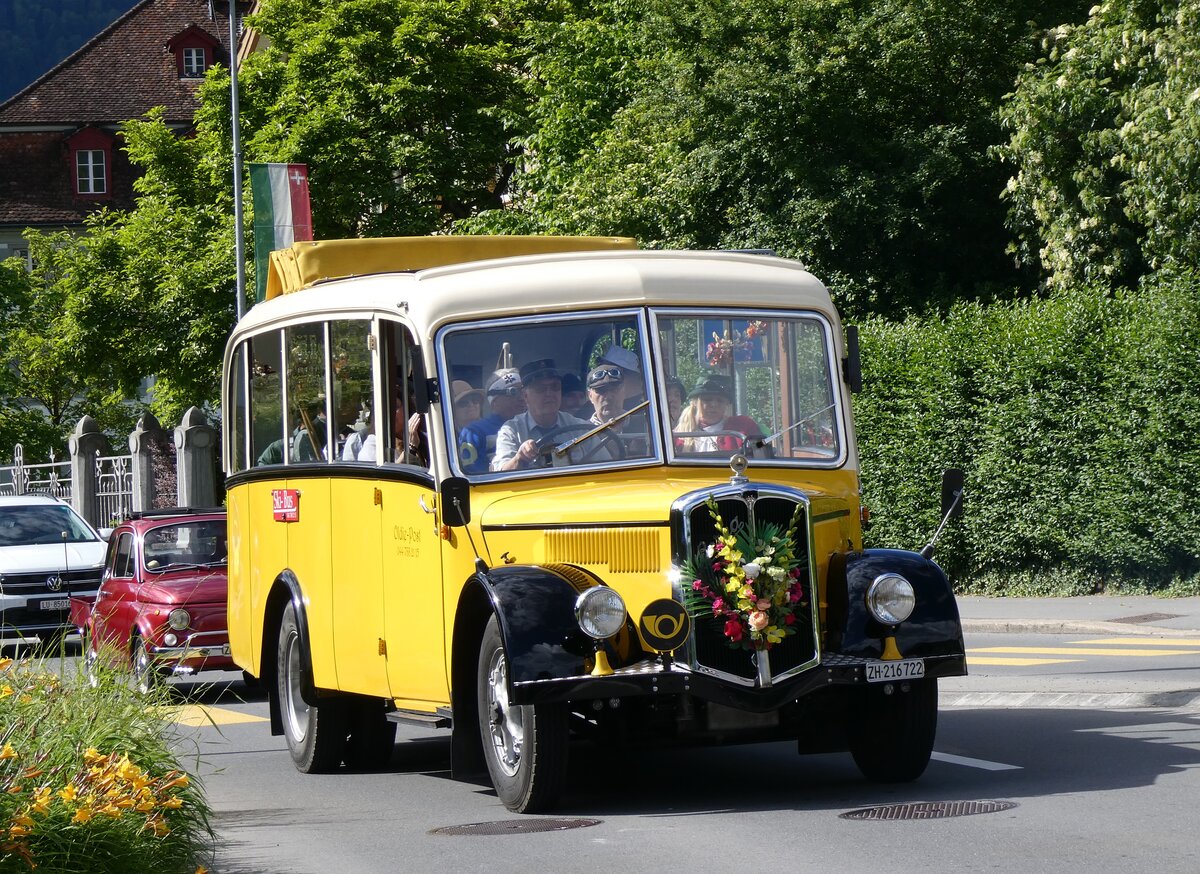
[[830, 549, 965, 661], [261, 569, 317, 736], [447, 563, 602, 780], [475, 564, 601, 684]]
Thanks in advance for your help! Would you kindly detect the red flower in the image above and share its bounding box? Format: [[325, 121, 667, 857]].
[[723, 619, 744, 642], [784, 613, 795, 625]]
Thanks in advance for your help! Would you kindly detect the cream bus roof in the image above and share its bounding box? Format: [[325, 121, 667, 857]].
[[242, 239, 839, 339]]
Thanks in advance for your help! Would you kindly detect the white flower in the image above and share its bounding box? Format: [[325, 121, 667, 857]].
[[706, 544, 716, 558], [743, 562, 761, 579], [767, 566, 786, 580]]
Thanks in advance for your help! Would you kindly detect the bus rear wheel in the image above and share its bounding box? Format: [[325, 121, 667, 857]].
[[277, 602, 347, 773], [476, 615, 568, 813]]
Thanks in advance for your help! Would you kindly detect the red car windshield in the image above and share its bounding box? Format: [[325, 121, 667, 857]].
[[142, 521, 226, 572]]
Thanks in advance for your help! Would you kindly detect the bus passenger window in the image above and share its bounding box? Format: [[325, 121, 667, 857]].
[[249, 330, 283, 467], [286, 322, 330, 463], [330, 319, 374, 462]]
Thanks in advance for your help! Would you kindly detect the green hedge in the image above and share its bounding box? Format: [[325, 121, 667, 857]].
[[852, 270, 1200, 595]]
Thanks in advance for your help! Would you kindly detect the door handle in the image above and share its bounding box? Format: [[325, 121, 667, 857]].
[[419, 494, 436, 514]]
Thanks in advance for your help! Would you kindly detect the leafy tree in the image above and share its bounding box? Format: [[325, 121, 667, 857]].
[[998, 0, 1200, 289], [466, 0, 1087, 317], [237, 0, 534, 238]]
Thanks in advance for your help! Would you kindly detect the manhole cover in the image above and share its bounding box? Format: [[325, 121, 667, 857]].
[[840, 800, 1017, 821], [430, 818, 601, 836], [1111, 613, 1183, 625]]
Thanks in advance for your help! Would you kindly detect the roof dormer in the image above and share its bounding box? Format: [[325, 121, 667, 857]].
[[166, 25, 223, 79]]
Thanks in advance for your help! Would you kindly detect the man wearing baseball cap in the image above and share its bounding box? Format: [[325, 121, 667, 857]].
[[492, 359, 591, 471], [457, 368, 525, 473]]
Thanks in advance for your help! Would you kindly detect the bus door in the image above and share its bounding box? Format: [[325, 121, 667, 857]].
[[377, 319, 448, 706]]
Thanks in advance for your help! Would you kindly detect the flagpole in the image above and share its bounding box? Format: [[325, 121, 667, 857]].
[[228, 1, 247, 320]]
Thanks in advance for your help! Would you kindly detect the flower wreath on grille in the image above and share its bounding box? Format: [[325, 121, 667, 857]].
[[682, 498, 807, 651]]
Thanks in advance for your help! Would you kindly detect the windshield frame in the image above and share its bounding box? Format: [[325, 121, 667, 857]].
[[140, 520, 228, 574], [436, 308, 664, 481], [650, 306, 849, 470]]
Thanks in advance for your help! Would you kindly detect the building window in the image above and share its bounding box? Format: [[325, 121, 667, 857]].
[[76, 150, 106, 194], [182, 47, 206, 77]]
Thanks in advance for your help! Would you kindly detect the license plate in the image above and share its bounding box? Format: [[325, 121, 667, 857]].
[[38, 599, 70, 611], [865, 658, 925, 683]]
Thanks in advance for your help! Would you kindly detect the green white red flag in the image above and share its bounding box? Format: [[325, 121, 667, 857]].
[[249, 163, 313, 301]]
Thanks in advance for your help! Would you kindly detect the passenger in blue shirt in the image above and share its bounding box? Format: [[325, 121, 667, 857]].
[[457, 369, 525, 472]]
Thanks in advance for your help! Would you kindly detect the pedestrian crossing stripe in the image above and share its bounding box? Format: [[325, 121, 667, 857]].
[[967, 657, 1083, 666], [163, 704, 269, 727], [968, 646, 1200, 657], [1075, 637, 1200, 647]]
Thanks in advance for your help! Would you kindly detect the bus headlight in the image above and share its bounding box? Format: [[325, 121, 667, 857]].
[[167, 609, 191, 631], [866, 573, 915, 625], [575, 587, 626, 639]]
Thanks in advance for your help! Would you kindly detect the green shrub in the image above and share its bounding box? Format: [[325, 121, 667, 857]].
[[854, 270, 1200, 594], [0, 650, 213, 873]]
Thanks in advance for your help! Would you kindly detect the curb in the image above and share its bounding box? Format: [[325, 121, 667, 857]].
[[962, 619, 1200, 638], [942, 689, 1200, 711]]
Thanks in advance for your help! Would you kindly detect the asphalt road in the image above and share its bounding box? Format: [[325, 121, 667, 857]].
[[158, 629, 1200, 874]]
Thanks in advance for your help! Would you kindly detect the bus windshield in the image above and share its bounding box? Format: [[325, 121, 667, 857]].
[[440, 310, 658, 476], [655, 310, 843, 465]]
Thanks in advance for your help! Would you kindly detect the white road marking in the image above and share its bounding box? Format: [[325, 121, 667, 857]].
[[931, 751, 1022, 771]]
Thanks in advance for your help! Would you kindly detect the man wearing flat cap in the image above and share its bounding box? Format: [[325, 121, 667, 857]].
[[457, 368, 525, 473], [492, 359, 590, 471]]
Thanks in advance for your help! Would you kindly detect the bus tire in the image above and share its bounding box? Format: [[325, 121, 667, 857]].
[[476, 615, 568, 813], [277, 601, 347, 773], [850, 677, 938, 783], [343, 697, 397, 771]]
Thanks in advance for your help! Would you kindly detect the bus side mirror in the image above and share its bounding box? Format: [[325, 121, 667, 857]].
[[941, 468, 964, 519], [440, 477, 471, 526], [842, 325, 862, 393]]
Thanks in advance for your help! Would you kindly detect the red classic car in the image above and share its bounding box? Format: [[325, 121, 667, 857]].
[[71, 509, 233, 692]]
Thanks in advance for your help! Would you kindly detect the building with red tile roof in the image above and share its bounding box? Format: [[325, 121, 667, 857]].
[[0, 0, 240, 263]]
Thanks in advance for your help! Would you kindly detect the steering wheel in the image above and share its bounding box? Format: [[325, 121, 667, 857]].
[[531, 423, 626, 465]]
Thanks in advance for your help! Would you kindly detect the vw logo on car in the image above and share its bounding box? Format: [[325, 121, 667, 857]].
[[46, 574, 63, 592]]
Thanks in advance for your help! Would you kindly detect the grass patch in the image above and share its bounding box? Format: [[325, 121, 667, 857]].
[[0, 645, 213, 873]]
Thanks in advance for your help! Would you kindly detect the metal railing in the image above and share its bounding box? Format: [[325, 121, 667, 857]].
[[0, 444, 72, 500], [95, 451, 133, 525]]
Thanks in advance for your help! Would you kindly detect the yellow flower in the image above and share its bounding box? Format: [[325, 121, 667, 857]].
[[0, 657, 12, 671], [100, 803, 122, 818], [82, 748, 105, 765], [113, 797, 134, 809], [196, 866, 209, 874], [161, 795, 184, 809], [17, 695, 31, 705], [31, 787, 51, 814], [58, 785, 78, 803], [11, 815, 34, 829], [72, 807, 95, 824], [136, 800, 156, 813], [0, 743, 17, 760], [8, 824, 30, 838], [161, 773, 190, 791], [117, 756, 143, 783], [144, 815, 170, 837], [0, 686, 12, 699]]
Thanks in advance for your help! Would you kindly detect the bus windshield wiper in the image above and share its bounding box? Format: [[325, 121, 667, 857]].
[[555, 400, 651, 456], [756, 403, 836, 448]]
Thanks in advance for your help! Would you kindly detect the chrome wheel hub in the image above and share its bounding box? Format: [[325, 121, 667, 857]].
[[485, 648, 523, 777]]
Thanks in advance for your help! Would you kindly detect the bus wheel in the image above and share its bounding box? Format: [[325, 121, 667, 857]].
[[343, 697, 397, 771], [849, 677, 938, 783], [476, 615, 568, 813], [277, 602, 347, 773]]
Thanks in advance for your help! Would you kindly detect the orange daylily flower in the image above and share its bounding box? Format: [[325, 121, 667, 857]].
[[71, 807, 95, 824], [0, 743, 17, 760]]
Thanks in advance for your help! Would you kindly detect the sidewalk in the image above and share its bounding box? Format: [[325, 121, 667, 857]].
[[945, 594, 1200, 711], [957, 594, 1200, 637]]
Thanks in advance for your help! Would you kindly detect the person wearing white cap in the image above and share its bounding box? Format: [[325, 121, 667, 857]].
[[457, 369, 525, 472], [600, 345, 645, 408]]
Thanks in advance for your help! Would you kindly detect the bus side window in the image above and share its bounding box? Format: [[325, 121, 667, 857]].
[[330, 319, 374, 463], [249, 330, 284, 467], [379, 320, 428, 469]]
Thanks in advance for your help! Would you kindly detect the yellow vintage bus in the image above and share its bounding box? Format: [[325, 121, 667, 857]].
[[222, 236, 967, 812]]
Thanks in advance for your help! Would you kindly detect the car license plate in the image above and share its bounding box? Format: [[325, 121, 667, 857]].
[[865, 658, 925, 683], [38, 598, 70, 611]]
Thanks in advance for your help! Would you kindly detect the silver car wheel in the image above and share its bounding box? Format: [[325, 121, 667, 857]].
[[484, 646, 523, 778]]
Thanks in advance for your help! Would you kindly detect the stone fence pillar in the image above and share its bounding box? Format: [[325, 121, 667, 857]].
[[68, 416, 107, 526], [128, 413, 168, 513], [175, 407, 218, 508]]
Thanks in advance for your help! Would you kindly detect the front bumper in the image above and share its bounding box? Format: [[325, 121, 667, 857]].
[[147, 631, 234, 674], [511, 652, 968, 710]]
